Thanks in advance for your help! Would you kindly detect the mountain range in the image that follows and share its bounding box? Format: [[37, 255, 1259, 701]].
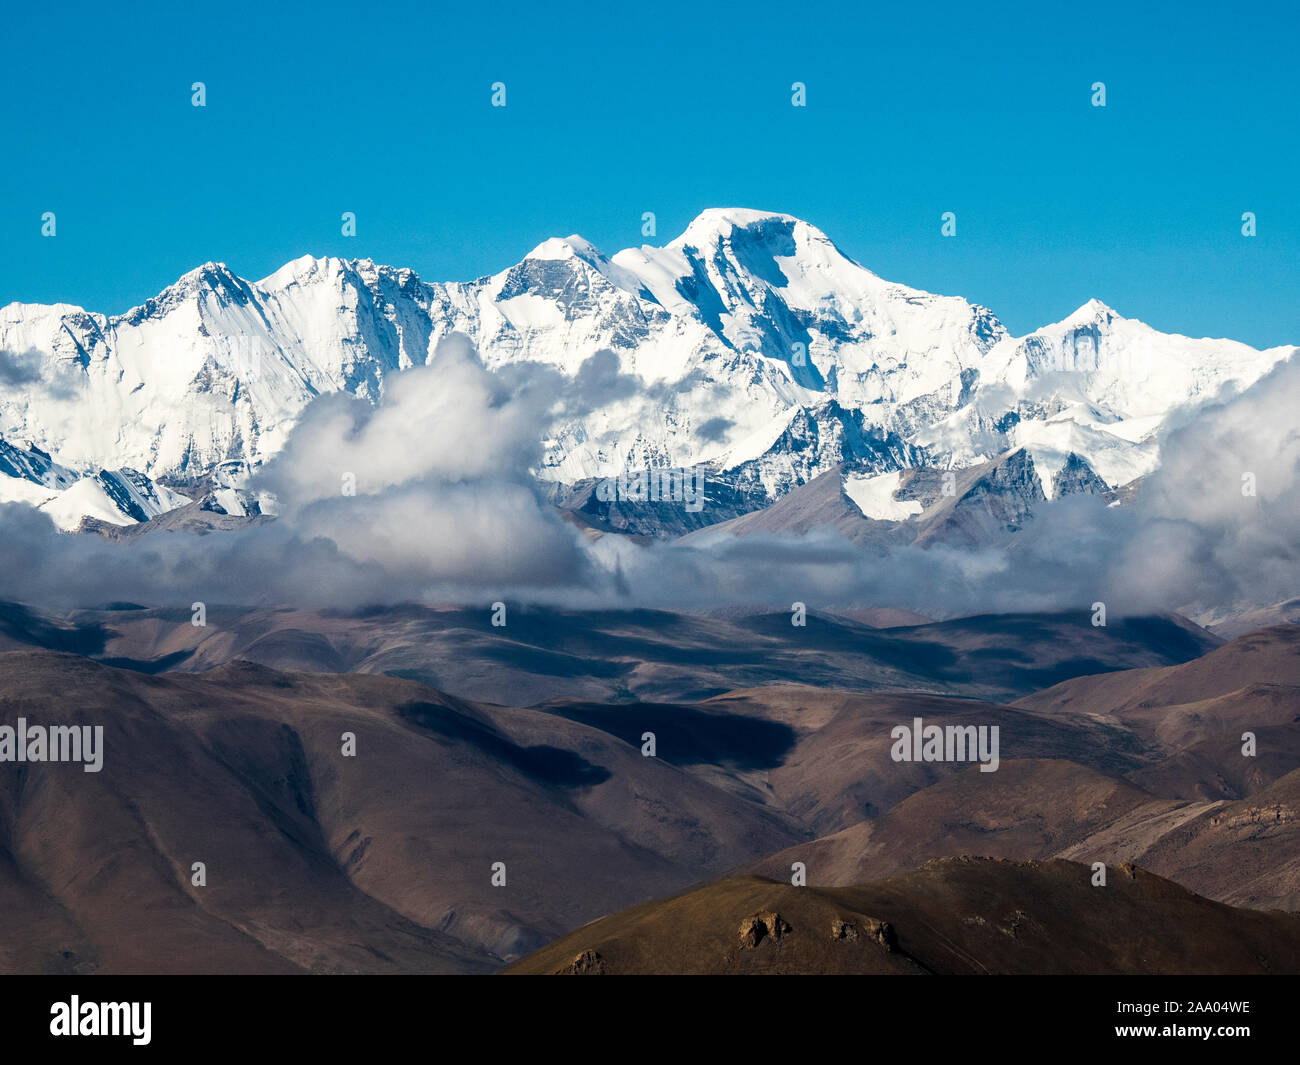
[[3, 208, 1294, 534], [2, 616, 1295, 973]]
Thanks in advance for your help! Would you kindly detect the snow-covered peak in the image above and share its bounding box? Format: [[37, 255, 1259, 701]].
[[658, 208, 872, 295], [176, 260, 236, 284], [159, 261, 248, 303], [670, 207, 805, 246], [259, 254, 331, 288], [524, 234, 603, 263], [975, 297, 1291, 422], [118, 261, 255, 326], [1060, 297, 1119, 327], [257, 254, 389, 293], [518, 234, 657, 300], [609, 207, 1008, 418]]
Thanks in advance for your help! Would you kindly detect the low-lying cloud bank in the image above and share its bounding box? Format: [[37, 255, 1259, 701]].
[[1, 337, 1297, 622]]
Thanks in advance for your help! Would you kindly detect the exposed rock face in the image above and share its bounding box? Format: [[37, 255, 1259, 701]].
[[831, 917, 895, 950], [555, 950, 605, 975], [831, 918, 858, 941], [1051, 452, 1109, 498], [739, 911, 792, 949]]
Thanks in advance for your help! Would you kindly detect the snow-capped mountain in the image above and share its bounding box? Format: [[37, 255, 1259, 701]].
[[0, 208, 1293, 531], [0, 435, 189, 530]]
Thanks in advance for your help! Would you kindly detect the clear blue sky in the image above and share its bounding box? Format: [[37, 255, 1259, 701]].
[[2, 0, 1296, 347]]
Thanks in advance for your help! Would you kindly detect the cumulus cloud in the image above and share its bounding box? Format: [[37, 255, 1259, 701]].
[[250, 333, 591, 596], [1104, 355, 1300, 616], [0, 335, 591, 608], [258, 334, 549, 507]]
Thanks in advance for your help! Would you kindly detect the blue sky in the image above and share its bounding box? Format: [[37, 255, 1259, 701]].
[[2, 0, 1296, 346]]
